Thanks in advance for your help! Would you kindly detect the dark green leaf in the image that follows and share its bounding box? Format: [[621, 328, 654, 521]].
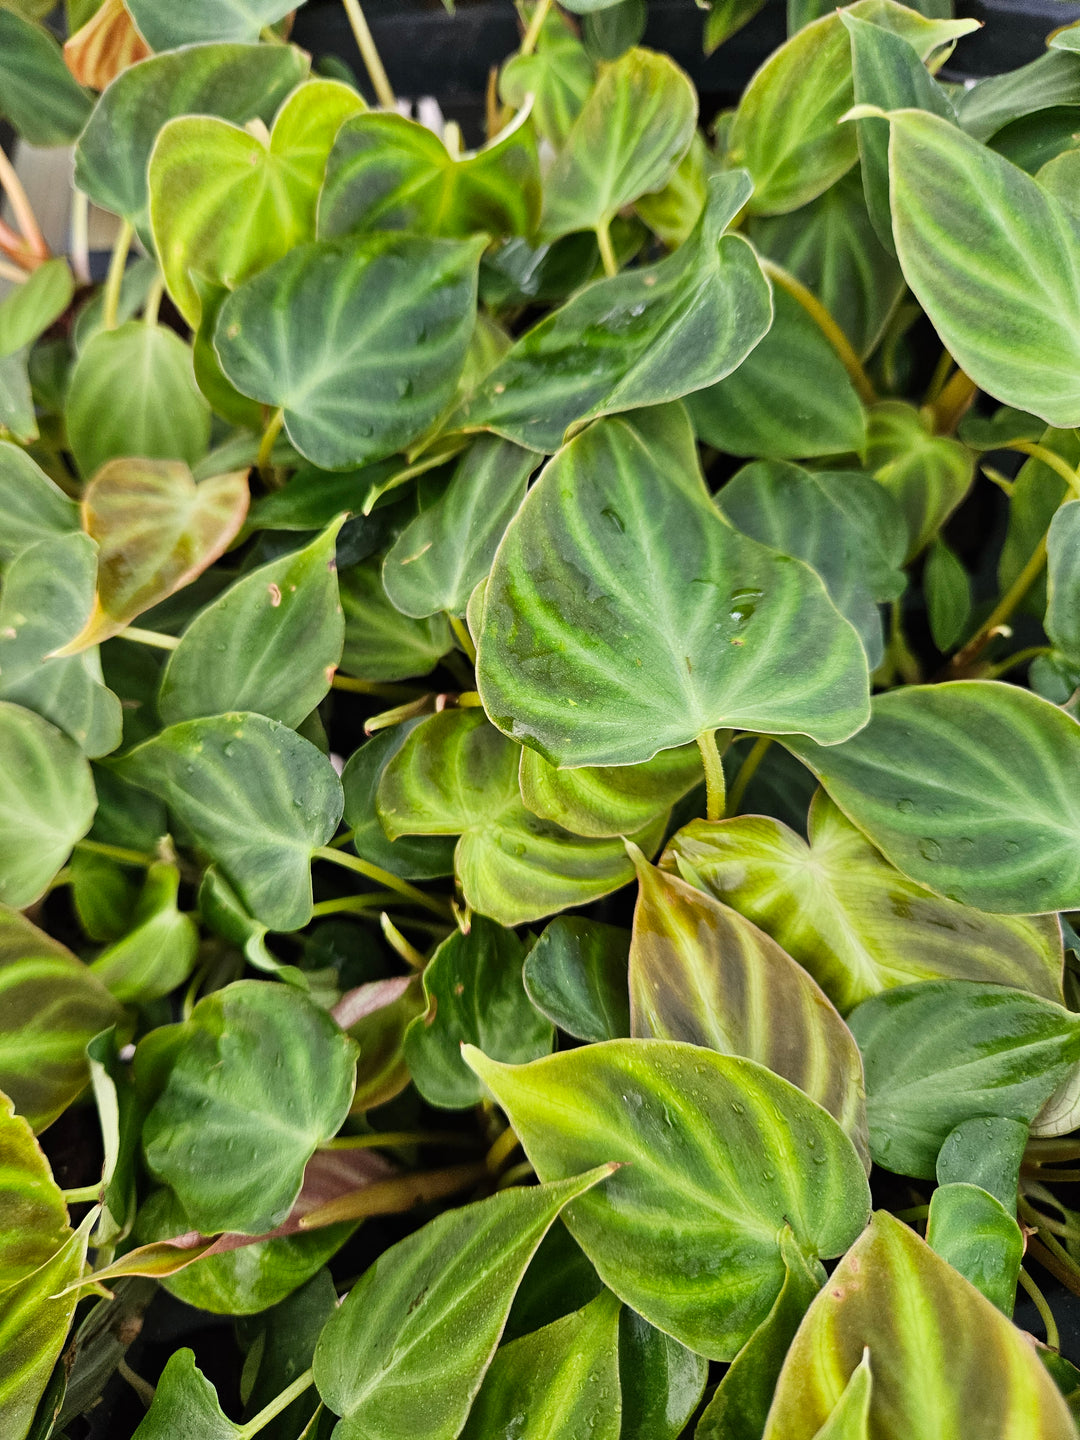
[[518, 743, 702, 838], [499, 7, 594, 148], [924, 535, 971, 652], [925, 1182, 1023, 1313], [522, 917, 631, 1042], [0, 260, 73, 358], [936, 1116, 1028, 1211], [0, 442, 77, 564], [339, 558, 452, 681], [130, 1350, 239, 1440], [0, 11, 91, 147], [865, 400, 973, 557], [89, 862, 198, 1004], [126, 0, 297, 48], [618, 1306, 707, 1440], [1047, 501, 1080, 665], [957, 50, 1080, 144]]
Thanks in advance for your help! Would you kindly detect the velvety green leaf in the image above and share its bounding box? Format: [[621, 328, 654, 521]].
[[378, 709, 665, 925], [1037, 148, 1080, 222], [703, 0, 769, 53], [0, 442, 77, 564], [618, 1306, 707, 1440], [130, 1350, 239, 1440], [865, 400, 973, 557], [935, 1116, 1028, 1211], [143, 980, 357, 1234], [0, 11, 92, 147], [539, 47, 696, 240], [70, 849, 137, 943], [319, 108, 540, 240], [522, 917, 631, 1042], [0, 1093, 88, 1440], [844, 10, 954, 254], [848, 979, 1080, 1177], [65, 323, 211, 480], [696, 1229, 825, 1440], [629, 855, 869, 1162], [924, 535, 971, 652], [465, 1041, 871, 1359], [0, 906, 120, 1132], [89, 862, 198, 1004], [0, 702, 97, 908], [312, 1167, 615, 1440], [0, 533, 122, 757], [237, 1269, 336, 1440], [664, 793, 1063, 1013], [634, 129, 709, 246], [0, 348, 35, 446], [117, 712, 343, 931], [0, 261, 73, 358], [150, 79, 366, 327], [459, 175, 772, 452], [716, 460, 904, 667], [382, 437, 535, 618], [499, 6, 594, 147], [503, 1220, 603, 1341], [127, 0, 295, 48], [1047, 501, 1080, 665], [687, 287, 867, 462], [341, 724, 456, 881], [762, 1210, 1077, 1439], [74, 43, 309, 234], [885, 108, 1080, 426], [159, 520, 344, 727], [810, 1354, 873, 1439], [403, 916, 553, 1109], [785, 681, 1080, 914], [519, 743, 702, 838], [476, 407, 871, 767], [214, 234, 485, 470], [462, 1289, 622, 1440], [339, 558, 452, 681], [957, 50, 1080, 144], [925, 1182, 1022, 1313], [59, 459, 249, 652], [747, 171, 905, 361]]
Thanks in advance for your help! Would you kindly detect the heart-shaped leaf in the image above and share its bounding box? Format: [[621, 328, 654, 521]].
[[130, 1350, 239, 1439], [519, 744, 701, 839], [864, 401, 974, 558], [382, 437, 536, 619], [127, 0, 297, 50], [341, 724, 456, 881], [0, 1093, 89, 1439], [0, 533, 122, 757], [663, 792, 1063, 1012], [65, 323, 211, 480], [159, 519, 345, 727], [465, 1040, 871, 1359], [762, 1210, 1077, 1439], [214, 234, 485, 470], [378, 709, 665, 925], [319, 108, 540, 240], [785, 681, 1080, 914], [523, 917, 631, 1042], [339, 558, 452, 681], [499, 8, 594, 147], [403, 916, 553, 1109], [1047, 500, 1080, 664], [936, 1116, 1028, 1211], [56, 459, 249, 653], [74, 42, 308, 233], [461, 1290, 623, 1440], [629, 854, 869, 1163], [117, 712, 343, 931], [312, 1167, 615, 1440], [925, 1182, 1023, 1313], [150, 79, 366, 327], [89, 862, 198, 1004], [458, 175, 773, 452], [0, 442, 77, 564], [142, 980, 357, 1235], [0, 259, 73, 358], [0, 906, 120, 1132], [848, 979, 1080, 1177], [0, 10, 92, 148], [476, 406, 871, 767], [810, 1355, 874, 1440], [539, 47, 696, 240], [618, 1306, 708, 1440], [0, 702, 97, 908], [715, 460, 905, 668], [884, 107, 1080, 426], [686, 286, 867, 462]]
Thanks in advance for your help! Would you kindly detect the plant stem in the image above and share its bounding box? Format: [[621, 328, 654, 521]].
[[948, 534, 1048, 676], [595, 218, 618, 279], [332, 675, 428, 700], [298, 1163, 486, 1229], [759, 259, 876, 407], [0, 214, 33, 267], [75, 838, 154, 867], [697, 730, 726, 822], [1017, 1267, 1060, 1351], [314, 846, 453, 919], [1008, 441, 1080, 500], [449, 613, 477, 664], [257, 406, 285, 485], [930, 367, 978, 433], [322, 1131, 480, 1151], [380, 911, 427, 969], [0, 257, 27, 284], [341, 0, 397, 108], [520, 0, 553, 57], [70, 187, 91, 284], [114, 625, 180, 651], [143, 274, 164, 325], [923, 347, 954, 406], [237, 1369, 314, 1440], [310, 893, 401, 917], [102, 219, 134, 332], [982, 645, 1051, 680], [485, 1124, 521, 1175], [726, 736, 772, 817], [0, 143, 48, 260], [61, 1182, 102, 1204], [118, 1358, 156, 1409]]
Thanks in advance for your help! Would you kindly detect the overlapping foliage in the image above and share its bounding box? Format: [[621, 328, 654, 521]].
[[4, 0, 1080, 1435]]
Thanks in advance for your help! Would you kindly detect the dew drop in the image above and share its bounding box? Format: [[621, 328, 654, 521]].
[[917, 837, 942, 861], [601, 506, 625, 532], [1004, 839, 1021, 855], [896, 798, 915, 814]]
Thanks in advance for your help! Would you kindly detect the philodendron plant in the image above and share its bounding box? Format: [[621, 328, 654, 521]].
[[9, 0, 1080, 1435]]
